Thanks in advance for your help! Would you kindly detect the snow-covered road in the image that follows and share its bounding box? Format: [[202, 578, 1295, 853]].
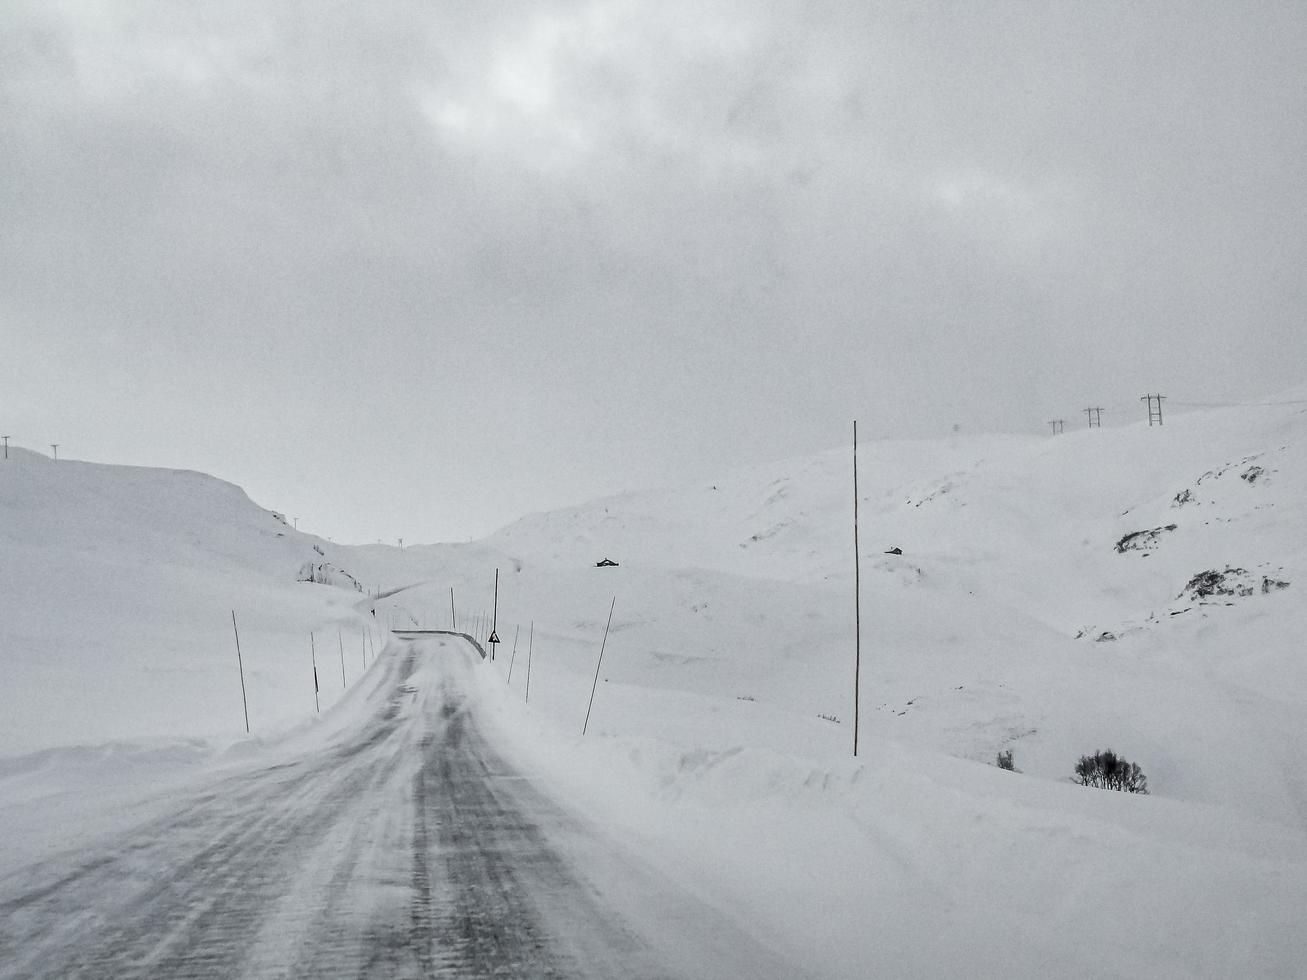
[[0, 638, 793, 979]]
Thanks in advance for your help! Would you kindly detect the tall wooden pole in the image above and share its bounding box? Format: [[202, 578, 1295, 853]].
[[450, 587, 456, 630], [338, 630, 346, 688], [231, 611, 249, 734], [583, 597, 617, 735], [853, 420, 862, 758], [491, 569, 500, 660]]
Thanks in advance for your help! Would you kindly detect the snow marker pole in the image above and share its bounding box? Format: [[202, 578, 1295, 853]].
[[507, 625, 519, 685], [525, 621, 534, 704], [583, 598, 616, 735], [231, 611, 249, 734], [450, 587, 456, 630], [338, 630, 346, 689], [310, 633, 320, 714], [361, 629, 367, 671]]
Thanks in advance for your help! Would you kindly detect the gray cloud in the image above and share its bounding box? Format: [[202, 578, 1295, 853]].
[[2, 1, 1305, 540]]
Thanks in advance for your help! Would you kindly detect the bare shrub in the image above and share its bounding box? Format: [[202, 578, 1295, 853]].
[[1074, 749, 1147, 794]]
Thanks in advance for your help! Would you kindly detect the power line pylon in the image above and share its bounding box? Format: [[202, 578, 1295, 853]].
[[1048, 419, 1065, 435], [1085, 407, 1104, 428], [1141, 394, 1166, 426]]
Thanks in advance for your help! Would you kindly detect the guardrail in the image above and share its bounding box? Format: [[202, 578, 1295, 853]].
[[392, 629, 487, 661]]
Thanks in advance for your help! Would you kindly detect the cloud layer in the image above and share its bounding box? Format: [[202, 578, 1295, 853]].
[[3, 1, 1305, 540]]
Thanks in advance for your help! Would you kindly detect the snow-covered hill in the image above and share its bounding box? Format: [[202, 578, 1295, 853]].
[[356, 396, 1307, 826], [3, 393, 1307, 975], [0, 449, 381, 754]]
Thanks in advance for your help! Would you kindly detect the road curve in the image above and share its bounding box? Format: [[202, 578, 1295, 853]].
[[0, 638, 798, 979]]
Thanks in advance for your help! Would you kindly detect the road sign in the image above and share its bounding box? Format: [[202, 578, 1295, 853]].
[[488, 631, 500, 644]]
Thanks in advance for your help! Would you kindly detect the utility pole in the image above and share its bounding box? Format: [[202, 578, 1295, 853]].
[[450, 587, 456, 630], [1047, 420, 1065, 435], [50, 444, 58, 461], [1084, 407, 1104, 428], [1141, 394, 1166, 426], [852, 420, 862, 758], [2, 436, 8, 459]]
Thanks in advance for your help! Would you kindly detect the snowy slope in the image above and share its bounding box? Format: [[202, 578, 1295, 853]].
[[0, 449, 383, 755], [348, 397, 1307, 825]]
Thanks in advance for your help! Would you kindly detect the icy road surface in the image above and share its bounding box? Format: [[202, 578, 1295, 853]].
[[0, 638, 795, 979]]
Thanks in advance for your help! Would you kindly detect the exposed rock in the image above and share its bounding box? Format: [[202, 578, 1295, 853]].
[[297, 561, 364, 592], [1180, 567, 1251, 602], [1115, 525, 1178, 553]]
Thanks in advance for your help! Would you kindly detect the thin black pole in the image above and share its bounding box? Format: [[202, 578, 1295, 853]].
[[450, 587, 456, 630], [583, 597, 617, 735], [231, 611, 249, 734], [338, 630, 346, 688], [311, 633, 320, 714], [507, 625, 520, 685], [526, 621, 534, 704], [853, 420, 862, 758]]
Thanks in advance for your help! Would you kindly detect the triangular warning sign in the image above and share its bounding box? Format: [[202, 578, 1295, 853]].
[[488, 631, 500, 644]]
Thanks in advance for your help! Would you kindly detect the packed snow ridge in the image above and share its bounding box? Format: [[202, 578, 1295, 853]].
[[3, 391, 1307, 976]]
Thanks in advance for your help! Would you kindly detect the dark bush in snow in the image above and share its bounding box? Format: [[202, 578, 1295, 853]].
[[1074, 749, 1147, 794], [995, 749, 1017, 771]]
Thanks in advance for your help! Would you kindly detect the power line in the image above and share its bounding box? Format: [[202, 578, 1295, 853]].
[[1084, 407, 1104, 428], [1047, 419, 1065, 435], [1169, 399, 1307, 408]]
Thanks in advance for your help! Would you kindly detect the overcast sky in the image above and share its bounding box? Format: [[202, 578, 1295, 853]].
[[3, 1, 1305, 543]]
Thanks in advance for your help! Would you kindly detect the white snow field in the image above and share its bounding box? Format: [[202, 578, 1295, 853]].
[[3, 393, 1307, 977]]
